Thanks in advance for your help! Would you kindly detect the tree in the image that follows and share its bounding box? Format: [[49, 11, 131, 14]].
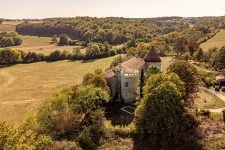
[[211, 47, 225, 70], [94, 68, 102, 75], [58, 34, 69, 45], [135, 73, 186, 148], [69, 85, 109, 113], [82, 70, 110, 92], [48, 50, 64, 61], [193, 48, 204, 62], [110, 55, 124, 68], [144, 66, 161, 82], [188, 40, 199, 55], [13, 36, 22, 45], [167, 60, 199, 104], [0, 122, 52, 150], [174, 37, 188, 55], [0, 48, 22, 64], [37, 85, 109, 149], [181, 52, 192, 61], [126, 38, 136, 48], [86, 43, 100, 58]]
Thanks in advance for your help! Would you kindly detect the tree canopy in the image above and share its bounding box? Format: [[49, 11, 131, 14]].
[[135, 73, 185, 148], [167, 60, 199, 104]]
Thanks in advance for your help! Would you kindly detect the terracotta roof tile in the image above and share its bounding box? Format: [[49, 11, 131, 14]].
[[121, 57, 145, 70]]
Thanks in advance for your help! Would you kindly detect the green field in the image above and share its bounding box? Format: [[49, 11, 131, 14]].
[[200, 29, 225, 52], [12, 35, 79, 55], [0, 21, 78, 55], [194, 89, 225, 109], [0, 56, 116, 124]]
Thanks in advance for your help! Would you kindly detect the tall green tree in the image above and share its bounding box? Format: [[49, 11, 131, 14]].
[[135, 73, 185, 148], [167, 60, 199, 104], [211, 46, 225, 70]]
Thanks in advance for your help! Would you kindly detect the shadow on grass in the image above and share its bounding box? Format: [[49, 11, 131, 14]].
[[81, 59, 96, 63], [105, 102, 134, 126], [0, 64, 15, 69]]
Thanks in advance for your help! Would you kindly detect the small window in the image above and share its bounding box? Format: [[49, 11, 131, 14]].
[[124, 82, 128, 87]]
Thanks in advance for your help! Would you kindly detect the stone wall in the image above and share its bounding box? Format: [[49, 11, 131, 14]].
[[120, 70, 139, 103]]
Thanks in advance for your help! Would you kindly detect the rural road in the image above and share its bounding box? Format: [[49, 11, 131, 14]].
[[201, 87, 225, 112]]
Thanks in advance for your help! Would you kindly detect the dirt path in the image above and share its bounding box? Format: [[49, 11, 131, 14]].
[[201, 87, 225, 112]]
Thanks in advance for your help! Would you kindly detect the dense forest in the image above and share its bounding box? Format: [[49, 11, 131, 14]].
[[16, 17, 189, 45]]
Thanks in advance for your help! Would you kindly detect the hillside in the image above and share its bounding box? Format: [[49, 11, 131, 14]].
[[200, 29, 225, 52]]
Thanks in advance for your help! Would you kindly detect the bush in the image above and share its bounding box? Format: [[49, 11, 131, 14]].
[[109, 55, 124, 69], [23, 52, 44, 63], [0, 122, 52, 150], [47, 50, 67, 61], [58, 34, 70, 45], [0, 32, 22, 47], [0, 48, 22, 64], [199, 109, 211, 117]]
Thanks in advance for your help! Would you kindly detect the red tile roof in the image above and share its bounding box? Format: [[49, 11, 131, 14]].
[[121, 57, 145, 70]]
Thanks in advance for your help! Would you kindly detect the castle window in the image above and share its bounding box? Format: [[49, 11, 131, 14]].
[[124, 82, 128, 87]]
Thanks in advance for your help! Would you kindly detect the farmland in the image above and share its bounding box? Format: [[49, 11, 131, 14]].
[[200, 29, 225, 52], [0, 56, 116, 124], [12, 35, 79, 55], [0, 21, 78, 55]]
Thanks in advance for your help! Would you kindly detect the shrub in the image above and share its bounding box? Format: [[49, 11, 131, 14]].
[[199, 109, 211, 117], [109, 55, 124, 69], [23, 52, 44, 63], [0, 48, 22, 64], [0, 122, 52, 150], [58, 34, 70, 45], [47, 50, 66, 61], [0, 32, 22, 47]]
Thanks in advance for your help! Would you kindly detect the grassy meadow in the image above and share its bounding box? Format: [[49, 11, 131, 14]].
[[12, 35, 80, 55], [200, 29, 225, 52], [0, 56, 116, 124], [0, 21, 78, 55], [194, 89, 225, 109]]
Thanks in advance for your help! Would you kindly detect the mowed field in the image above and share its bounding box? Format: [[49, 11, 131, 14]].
[[0, 56, 116, 125], [0, 21, 78, 55], [12, 35, 80, 55], [200, 29, 225, 52]]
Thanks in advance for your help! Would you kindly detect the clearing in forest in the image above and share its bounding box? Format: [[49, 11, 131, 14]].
[[200, 29, 225, 52]]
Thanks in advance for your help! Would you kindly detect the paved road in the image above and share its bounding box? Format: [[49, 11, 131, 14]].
[[201, 87, 225, 112]]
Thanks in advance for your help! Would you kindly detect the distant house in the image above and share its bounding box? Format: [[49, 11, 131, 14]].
[[103, 47, 161, 103]]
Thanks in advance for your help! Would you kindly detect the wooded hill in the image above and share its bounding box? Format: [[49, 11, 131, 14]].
[[16, 17, 189, 45]]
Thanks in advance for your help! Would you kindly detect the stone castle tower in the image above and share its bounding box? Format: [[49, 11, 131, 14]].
[[103, 47, 161, 103]]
